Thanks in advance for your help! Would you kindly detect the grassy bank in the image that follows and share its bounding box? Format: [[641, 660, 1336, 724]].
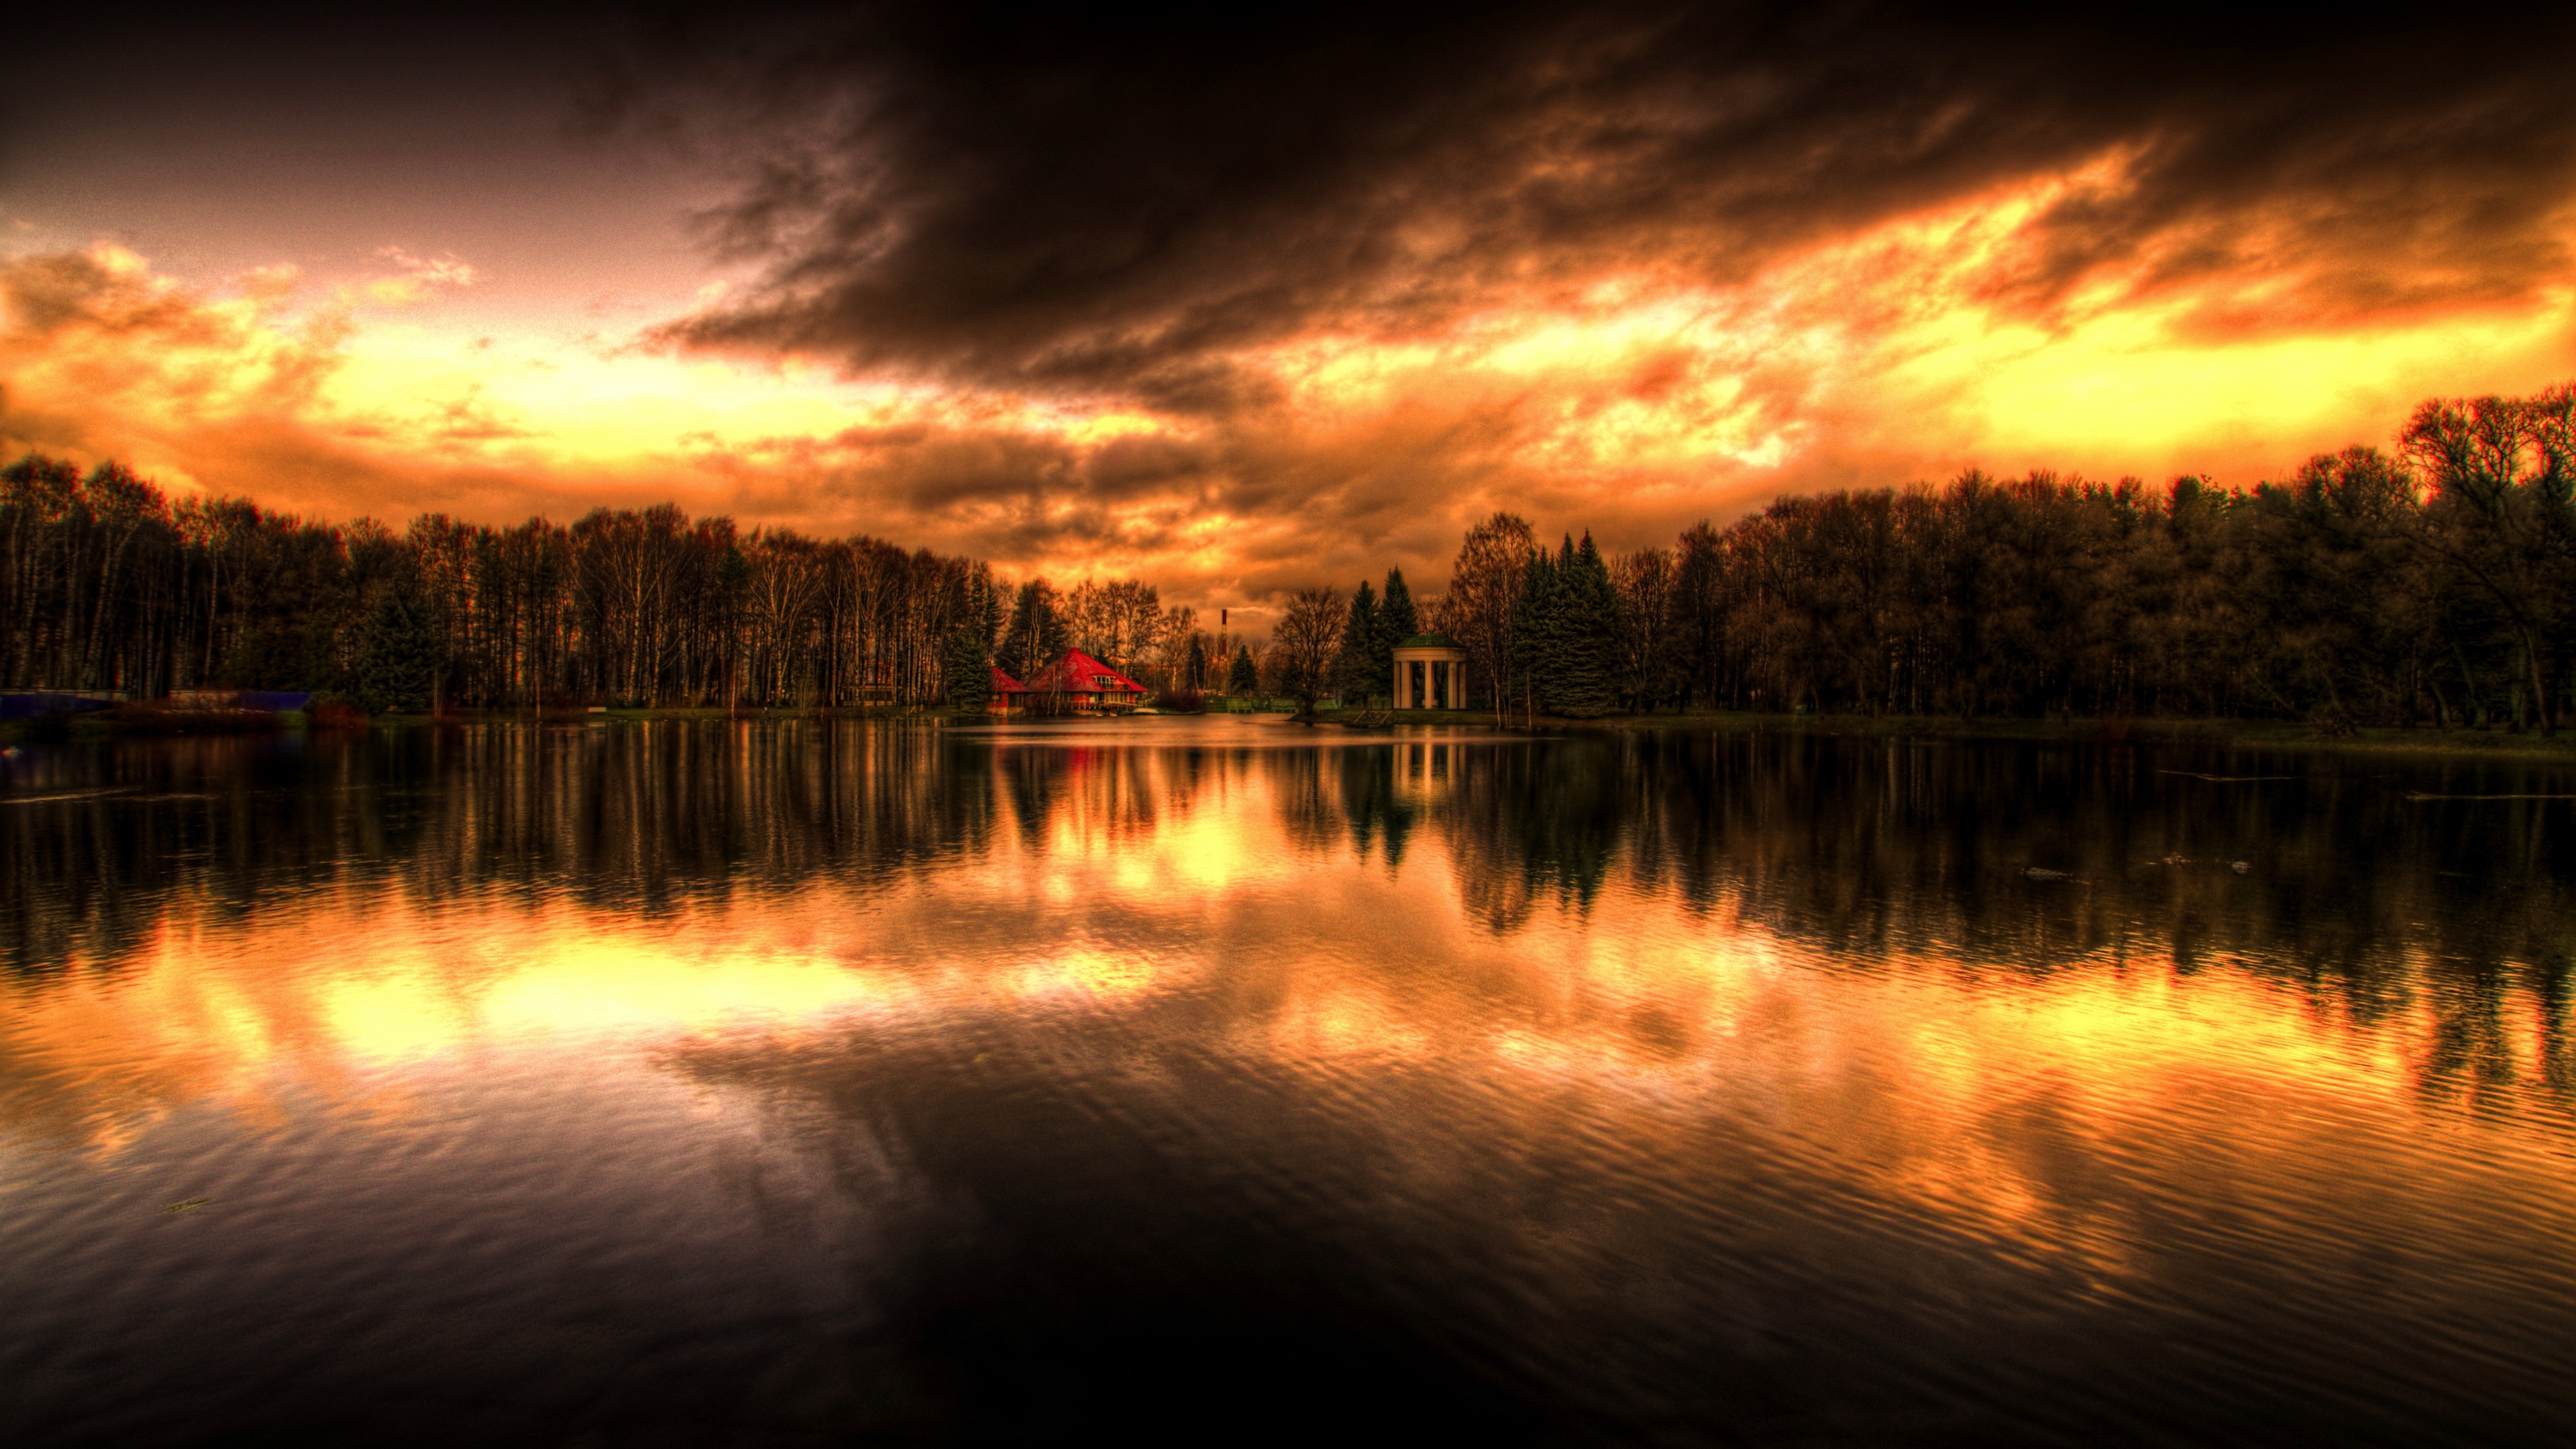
[[15, 703, 2576, 762], [1, 702, 1280, 741], [1323, 708, 1493, 727], [1534, 710, 2576, 761], [1322, 706, 2576, 759], [0, 703, 952, 743]]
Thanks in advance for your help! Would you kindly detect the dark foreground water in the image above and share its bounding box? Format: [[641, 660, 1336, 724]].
[[1, 718, 2573, 1446]]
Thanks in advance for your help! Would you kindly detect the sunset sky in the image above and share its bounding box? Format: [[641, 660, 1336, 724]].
[[6, 7, 2575, 612]]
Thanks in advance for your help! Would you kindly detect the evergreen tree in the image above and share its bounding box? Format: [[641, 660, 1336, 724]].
[[1554, 532, 1619, 716], [945, 571, 1004, 710], [945, 627, 991, 710], [1381, 568, 1419, 641], [1503, 535, 1617, 716], [1330, 580, 1383, 702], [1183, 633, 1208, 690], [1377, 568, 1418, 690], [1227, 643, 1259, 696], [1509, 545, 1561, 716], [355, 588, 438, 713]]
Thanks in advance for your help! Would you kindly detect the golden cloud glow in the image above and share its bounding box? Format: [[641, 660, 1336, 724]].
[[1250, 162, 2576, 509], [7, 142, 2576, 598]]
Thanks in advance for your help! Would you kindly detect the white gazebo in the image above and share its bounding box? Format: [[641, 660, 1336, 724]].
[[1391, 633, 1468, 710]]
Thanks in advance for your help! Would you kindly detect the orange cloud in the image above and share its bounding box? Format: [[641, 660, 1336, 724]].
[[7, 169, 2576, 619], [356, 247, 482, 307]]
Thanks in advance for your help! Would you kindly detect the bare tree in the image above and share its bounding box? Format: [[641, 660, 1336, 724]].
[[1611, 545, 1676, 710], [1142, 603, 1195, 686], [1444, 511, 1534, 720], [743, 529, 826, 704], [1105, 580, 1162, 672], [2402, 386, 2576, 735], [1269, 586, 1345, 718], [1061, 577, 1163, 671]]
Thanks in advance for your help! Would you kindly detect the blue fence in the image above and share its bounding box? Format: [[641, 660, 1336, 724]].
[[1, 692, 119, 721]]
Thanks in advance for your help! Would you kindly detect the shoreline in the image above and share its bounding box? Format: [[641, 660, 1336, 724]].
[[1556, 710, 2576, 761], [11, 704, 2576, 762]]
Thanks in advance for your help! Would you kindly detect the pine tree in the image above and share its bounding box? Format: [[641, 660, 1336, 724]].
[[945, 572, 1003, 710], [355, 588, 437, 713], [1376, 568, 1419, 706], [1183, 633, 1208, 690], [1509, 545, 1560, 716], [944, 629, 991, 710], [1381, 568, 1419, 643], [1227, 643, 1258, 696], [1503, 535, 1617, 716], [1554, 532, 1619, 716], [1330, 580, 1382, 702]]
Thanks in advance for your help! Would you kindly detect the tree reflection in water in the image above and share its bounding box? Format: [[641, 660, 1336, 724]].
[[3, 720, 2575, 1442], [2, 722, 2572, 1112]]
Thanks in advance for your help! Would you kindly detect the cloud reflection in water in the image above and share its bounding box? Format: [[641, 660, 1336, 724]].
[[1, 720, 2571, 1441]]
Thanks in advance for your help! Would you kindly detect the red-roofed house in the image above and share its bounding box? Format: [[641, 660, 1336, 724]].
[[1021, 649, 1148, 713], [988, 666, 1033, 714]]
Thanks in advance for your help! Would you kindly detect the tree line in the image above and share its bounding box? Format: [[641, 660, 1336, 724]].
[[0, 462, 1229, 714], [1292, 382, 2575, 732], [965, 574, 1251, 710], [14, 379, 2574, 725]]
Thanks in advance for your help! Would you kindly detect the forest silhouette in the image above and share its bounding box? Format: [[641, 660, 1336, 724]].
[[1412, 384, 2576, 732], [5, 382, 2573, 729]]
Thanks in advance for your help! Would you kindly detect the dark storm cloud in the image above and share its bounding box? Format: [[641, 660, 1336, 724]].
[[606, 3, 2576, 396], [13, 6, 2574, 608], [702, 388, 1540, 580]]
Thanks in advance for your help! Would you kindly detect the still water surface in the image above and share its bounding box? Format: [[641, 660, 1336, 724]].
[[2, 718, 2573, 1444]]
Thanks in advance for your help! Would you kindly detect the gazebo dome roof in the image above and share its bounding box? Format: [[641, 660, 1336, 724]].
[[1393, 633, 1460, 649]]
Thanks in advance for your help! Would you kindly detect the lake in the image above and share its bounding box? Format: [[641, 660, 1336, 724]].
[[2, 718, 2572, 1445]]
